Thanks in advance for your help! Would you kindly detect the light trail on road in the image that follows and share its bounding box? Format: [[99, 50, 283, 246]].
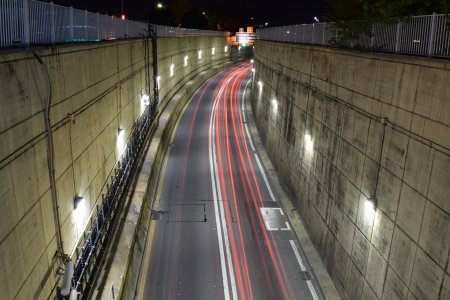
[[142, 62, 322, 300]]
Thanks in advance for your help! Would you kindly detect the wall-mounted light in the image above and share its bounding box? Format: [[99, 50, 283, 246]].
[[198, 50, 202, 59], [364, 196, 377, 224], [141, 94, 150, 106], [212, 47, 215, 55], [184, 55, 189, 66], [238, 46, 241, 51], [224, 46, 228, 52], [251, 68, 255, 73], [251, 59, 254, 64], [170, 64, 175, 77], [271, 99, 278, 111], [74, 196, 85, 209], [258, 81, 263, 86], [365, 197, 377, 212], [304, 133, 313, 148]]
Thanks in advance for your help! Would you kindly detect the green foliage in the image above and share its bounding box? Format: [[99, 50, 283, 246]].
[[326, 0, 449, 45]]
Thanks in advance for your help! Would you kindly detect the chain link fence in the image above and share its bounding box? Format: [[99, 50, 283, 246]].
[[0, 0, 228, 48], [257, 14, 450, 58]]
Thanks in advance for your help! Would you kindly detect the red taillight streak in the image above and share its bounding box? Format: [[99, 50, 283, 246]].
[[214, 67, 247, 298], [225, 74, 254, 300], [230, 66, 291, 299], [229, 70, 276, 298]]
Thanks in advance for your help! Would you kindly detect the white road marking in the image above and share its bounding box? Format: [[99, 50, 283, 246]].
[[242, 78, 275, 202], [209, 81, 231, 300], [244, 124, 255, 151], [289, 240, 320, 300], [259, 207, 291, 231], [210, 72, 244, 300]]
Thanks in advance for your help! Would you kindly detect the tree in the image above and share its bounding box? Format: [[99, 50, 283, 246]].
[[326, 0, 450, 46]]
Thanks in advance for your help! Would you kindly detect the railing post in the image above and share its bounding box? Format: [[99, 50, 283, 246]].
[[84, 10, 88, 40], [22, 0, 30, 46], [322, 23, 326, 45], [395, 21, 401, 53], [50, 2, 56, 44], [428, 13, 437, 56], [96, 12, 100, 40], [370, 24, 375, 48], [69, 6, 74, 41]]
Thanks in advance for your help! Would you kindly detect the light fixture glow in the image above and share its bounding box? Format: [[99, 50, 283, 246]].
[[238, 46, 241, 51], [156, 75, 161, 88], [117, 127, 126, 156], [224, 46, 228, 52], [141, 94, 150, 105], [170, 64, 175, 77], [198, 50, 202, 59], [364, 197, 377, 224], [304, 132, 314, 163], [184, 55, 189, 66], [74, 196, 85, 209], [251, 68, 255, 73], [271, 99, 278, 111], [212, 47, 215, 55], [258, 80, 262, 86], [140, 93, 149, 114], [157, 3, 163, 8], [251, 59, 254, 63], [304, 134, 313, 147]]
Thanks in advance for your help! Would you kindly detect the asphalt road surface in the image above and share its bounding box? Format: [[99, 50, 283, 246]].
[[142, 62, 323, 300]]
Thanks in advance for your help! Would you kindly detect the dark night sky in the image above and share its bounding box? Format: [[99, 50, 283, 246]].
[[53, 0, 328, 27]]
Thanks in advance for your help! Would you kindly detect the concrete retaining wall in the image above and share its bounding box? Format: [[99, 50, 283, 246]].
[[0, 36, 229, 299], [251, 41, 449, 300]]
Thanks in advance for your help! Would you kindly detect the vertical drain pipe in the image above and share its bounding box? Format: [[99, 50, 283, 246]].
[[28, 49, 65, 255], [148, 22, 159, 115]]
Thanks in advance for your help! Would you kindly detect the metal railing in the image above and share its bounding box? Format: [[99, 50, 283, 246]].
[[0, 0, 228, 48], [257, 13, 450, 58], [71, 103, 157, 300]]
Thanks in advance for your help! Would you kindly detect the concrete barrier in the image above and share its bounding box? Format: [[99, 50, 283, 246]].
[[0, 36, 234, 299], [251, 40, 449, 300]]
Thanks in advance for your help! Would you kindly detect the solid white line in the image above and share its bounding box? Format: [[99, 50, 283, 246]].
[[210, 75, 239, 300], [281, 222, 291, 231], [209, 82, 230, 300], [244, 124, 255, 151], [241, 78, 276, 202], [253, 153, 276, 202], [289, 240, 319, 300]]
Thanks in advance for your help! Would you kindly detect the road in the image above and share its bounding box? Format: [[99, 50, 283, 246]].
[[142, 62, 322, 300]]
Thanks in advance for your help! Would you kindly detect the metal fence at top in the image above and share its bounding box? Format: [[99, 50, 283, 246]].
[[0, 0, 229, 48], [257, 13, 450, 58]]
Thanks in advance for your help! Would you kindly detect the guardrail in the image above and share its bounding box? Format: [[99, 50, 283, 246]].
[[257, 13, 450, 58], [0, 0, 228, 48]]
